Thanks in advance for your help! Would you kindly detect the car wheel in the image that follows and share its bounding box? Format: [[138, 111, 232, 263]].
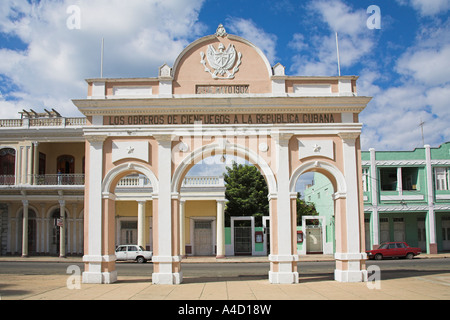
[[374, 253, 383, 260], [406, 253, 414, 259], [136, 256, 146, 263]]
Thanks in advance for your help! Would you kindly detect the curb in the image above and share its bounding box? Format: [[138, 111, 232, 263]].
[[0, 254, 448, 264]]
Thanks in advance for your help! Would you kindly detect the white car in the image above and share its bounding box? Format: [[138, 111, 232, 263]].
[[115, 245, 152, 263]]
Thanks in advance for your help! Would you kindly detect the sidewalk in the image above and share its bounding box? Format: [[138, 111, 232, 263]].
[[0, 254, 449, 301]]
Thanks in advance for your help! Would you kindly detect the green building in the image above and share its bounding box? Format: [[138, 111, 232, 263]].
[[304, 143, 450, 254]]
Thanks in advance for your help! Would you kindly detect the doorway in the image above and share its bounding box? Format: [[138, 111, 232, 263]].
[[417, 218, 426, 251], [231, 217, 254, 256], [393, 218, 405, 242], [194, 220, 213, 256], [442, 217, 450, 251], [306, 226, 323, 254], [120, 221, 137, 245], [380, 218, 389, 243]]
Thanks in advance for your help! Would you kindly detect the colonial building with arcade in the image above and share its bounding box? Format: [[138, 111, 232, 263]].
[[0, 25, 371, 285]]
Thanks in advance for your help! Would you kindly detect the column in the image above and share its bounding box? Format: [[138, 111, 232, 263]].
[[425, 145, 437, 253], [180, 199, 186, 258], [82, 135, 113, 284], [335, 133, 367, 282], [21, 200, 29, 257], [369, 148, 379, 248], [59, 199, 66, 258], [216, 199, 226, 259], [152, 135, 182, 284], [32, 141, 39, 185], [137, 200, 146, 249], [269, 133, 298, 284]]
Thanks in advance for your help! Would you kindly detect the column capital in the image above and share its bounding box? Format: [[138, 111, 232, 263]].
[[270, 132, 293, 144], [85, 134, 107, 145], [338, 132, 360, 142], [153, 134, 173, 145]]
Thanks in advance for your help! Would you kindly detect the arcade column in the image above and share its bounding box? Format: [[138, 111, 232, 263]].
[[152, 135, 182, 285], [334, 133, 367, 282], [269, 133, 299, 284], [21, 200, 29, 257], [216, 199, 226, 259], [82, 135, 117, 284]]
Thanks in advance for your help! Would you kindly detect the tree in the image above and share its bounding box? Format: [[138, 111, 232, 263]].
[[223, 163, 268, 226], [296, 192, 318, 225]]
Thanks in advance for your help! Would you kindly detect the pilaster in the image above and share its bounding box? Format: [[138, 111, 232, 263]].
[[335, 132, 367, 282], [269, 132, 298, 284], [152, 135, 182, 284]]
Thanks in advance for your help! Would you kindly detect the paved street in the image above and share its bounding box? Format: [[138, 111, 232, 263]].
[[0, 255, 449, 302]]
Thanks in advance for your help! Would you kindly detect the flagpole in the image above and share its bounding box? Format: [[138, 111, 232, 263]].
[[101, 38, 104, 78], [335, 32, 341, 77]]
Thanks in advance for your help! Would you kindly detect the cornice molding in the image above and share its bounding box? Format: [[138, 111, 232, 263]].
[[72, 96, 371, 116]]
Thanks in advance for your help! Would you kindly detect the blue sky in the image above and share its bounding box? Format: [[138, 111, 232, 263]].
[[1, 0, 450, 189]]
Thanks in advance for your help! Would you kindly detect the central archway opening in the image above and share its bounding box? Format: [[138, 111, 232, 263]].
[[294, 171, 335, 256], [181, 154, 270, 259]]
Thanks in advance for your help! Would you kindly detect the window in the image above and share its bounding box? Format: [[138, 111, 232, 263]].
[[435, 167, 449, 191], [362, 168, 370, 192], [402, 167, 418, 191], [380, 168, 397, 191], [57, 155, 75, 174], [0, 148, 15, 175]]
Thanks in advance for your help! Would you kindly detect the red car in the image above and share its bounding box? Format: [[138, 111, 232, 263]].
[[366, 242, 421, 260]]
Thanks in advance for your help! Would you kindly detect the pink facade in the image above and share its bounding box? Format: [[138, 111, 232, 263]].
[[74, 25, 371, 284]]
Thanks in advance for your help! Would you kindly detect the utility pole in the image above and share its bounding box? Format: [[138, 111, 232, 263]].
[[419, 118, 425, 146]]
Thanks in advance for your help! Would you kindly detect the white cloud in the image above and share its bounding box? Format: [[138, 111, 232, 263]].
[[225, 17, 278, 64], [396, 44, 450, 86], [289, 0, 376, 76], [0, 0, 206, 118], [396, 0, 450, 16]]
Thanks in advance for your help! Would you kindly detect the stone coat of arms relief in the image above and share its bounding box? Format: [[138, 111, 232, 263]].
[[200, 24, 242, 79]]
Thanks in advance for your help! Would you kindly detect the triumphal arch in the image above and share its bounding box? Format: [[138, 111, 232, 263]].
[[74, 25, 371, 285]]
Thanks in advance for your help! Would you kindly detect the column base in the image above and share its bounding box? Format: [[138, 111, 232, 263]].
[[82, 254, 117, 284], [268, 271, 299, 284], [428, 243, 438, 254], [334, 269, 368, 283], [334, 252, 368, 283], [151, 255, 183, 285], [82, 270, 117, 284], [268, 254, 299, 284], [152, 272, 183, 285]]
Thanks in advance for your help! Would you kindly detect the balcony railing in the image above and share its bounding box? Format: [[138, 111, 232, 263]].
[[0, 175, 15, 185], [0, 174, 85, 186], [182, 176, 225, 187], [0, 174, 224, 188], [33, 174, 85, 186], [0, 117, 86, 128]]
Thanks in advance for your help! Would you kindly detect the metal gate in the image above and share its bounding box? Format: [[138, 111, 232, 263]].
[[234, 225, 252, 255]]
